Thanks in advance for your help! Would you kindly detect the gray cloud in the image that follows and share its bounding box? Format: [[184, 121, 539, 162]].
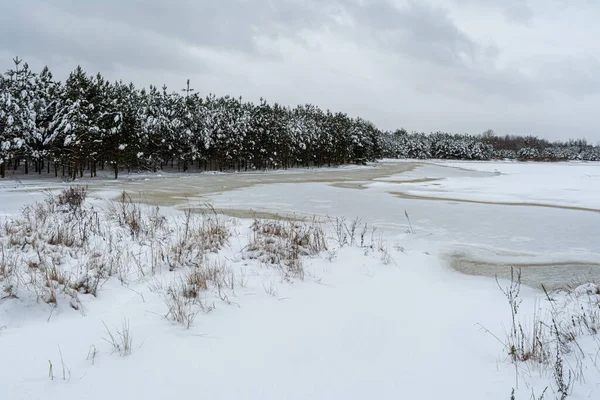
[[44, 0, 336, 54], [504, 4, 535, 25], [452, 0, 534, 25], [0, 0, 599, 140], [0, 1, 206, 76], [0, 0, 487, 70], [536, 56, 600, 98], [349, 1, 481, 67]]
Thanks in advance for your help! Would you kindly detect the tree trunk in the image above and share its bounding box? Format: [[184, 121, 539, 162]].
[[71, 160, 77, 181]]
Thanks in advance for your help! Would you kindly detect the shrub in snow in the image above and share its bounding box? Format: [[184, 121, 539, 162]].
[[57, 185, 87, 211], [0, 192, 106, 307], [245, 218, 327, 279]]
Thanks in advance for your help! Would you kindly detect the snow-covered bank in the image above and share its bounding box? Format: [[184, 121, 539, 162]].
[[394, 160, 600, 211], [0, 242, 514, 399], [0, 183, 599, 400]]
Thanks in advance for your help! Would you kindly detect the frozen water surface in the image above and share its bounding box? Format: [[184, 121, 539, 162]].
[[2, 160, 599, 287], [203, 161, 600, 288]]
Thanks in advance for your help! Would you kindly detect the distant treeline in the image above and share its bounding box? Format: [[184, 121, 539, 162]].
[[1, 57, 598, 179], [382, 130, 599, 161]]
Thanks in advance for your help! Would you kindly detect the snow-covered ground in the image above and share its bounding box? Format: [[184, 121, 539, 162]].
[[1, 161, 599, 399], [391, 160, 600, 210]]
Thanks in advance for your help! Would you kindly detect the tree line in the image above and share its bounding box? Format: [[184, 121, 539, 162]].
[[381, 129, 600, 161], [1, 58, 598, 179]]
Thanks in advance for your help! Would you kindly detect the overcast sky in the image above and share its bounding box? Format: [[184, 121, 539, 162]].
[[1, 0, 599, 142]]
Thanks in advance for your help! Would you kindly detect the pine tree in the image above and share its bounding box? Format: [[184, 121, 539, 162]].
[[32, 66, 62, 175], [0, 58, 37, 177], [53, 66, 100, 179]]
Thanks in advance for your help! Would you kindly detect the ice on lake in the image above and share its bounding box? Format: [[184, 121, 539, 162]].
[[2, 160, 599, 288]]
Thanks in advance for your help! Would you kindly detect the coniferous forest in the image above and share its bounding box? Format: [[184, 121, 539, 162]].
[[1, 57, 599, 180]]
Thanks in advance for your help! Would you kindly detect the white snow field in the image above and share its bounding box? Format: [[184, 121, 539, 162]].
[[1, 160, 599, 400]]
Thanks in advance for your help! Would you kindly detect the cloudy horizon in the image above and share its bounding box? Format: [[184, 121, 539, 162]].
[[1, 0, 599, 142]]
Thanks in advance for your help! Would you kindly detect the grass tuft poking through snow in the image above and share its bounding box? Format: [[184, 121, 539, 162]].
[[102, 319, 133, 357], [481, 267, 600, 399], [327, 216, 394, 265], [0, 188, 239, 313], [0, 187, 104, 308], [245, 218, 327, 280], [57, 185, 87, 212], [156, 258, 234, 328]]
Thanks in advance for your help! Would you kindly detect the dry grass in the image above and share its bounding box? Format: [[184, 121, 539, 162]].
[[481, 268, 600, 398], [102, 319, 133, 357], [108, 192, 144, 237], [154, 257, 234, 328], [0, 190, 110, 307], [167, 207, 233, 270], [1, 187, 401, 340], [328, 216, 394, 265], [57, 186, 87, 211], [164, 281, 200, 328], [245, 218, 327, 279], [0, 187, 239, 311], [0, 244, 18, 300]]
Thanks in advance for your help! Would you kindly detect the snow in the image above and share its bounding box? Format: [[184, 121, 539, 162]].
[[0, 247, 521, 400], [392, 160, 600, 210], [573, 283, 600, 296], [1, 161, 599, 399]]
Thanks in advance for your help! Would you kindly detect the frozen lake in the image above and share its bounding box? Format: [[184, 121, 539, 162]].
[[2, 160, 599, 287], [201, 161, 600, 287]]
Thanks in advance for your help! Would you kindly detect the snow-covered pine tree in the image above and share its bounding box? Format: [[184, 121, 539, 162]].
[[31, 66, 62, 175], [178, 89, 202, 172], [0, 58, 37, 177], [97, 80, 135, 179], [53, 66, 101, 179], [136, 86, 159, 171]]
